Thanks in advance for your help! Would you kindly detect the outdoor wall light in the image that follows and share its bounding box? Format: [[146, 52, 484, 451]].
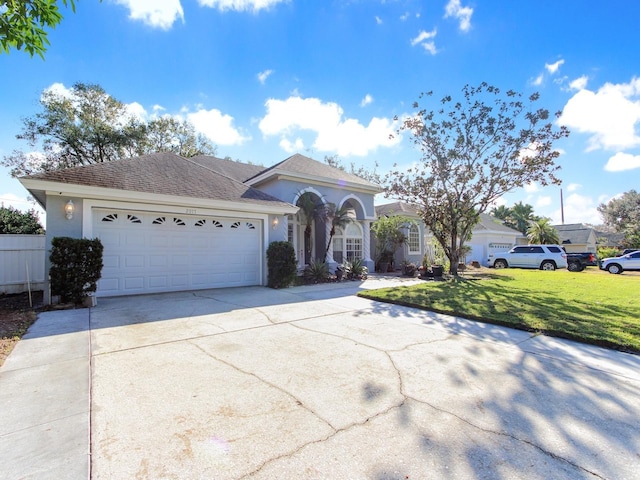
[[272, 216, 279, 230], [64, 200, 75, 220]]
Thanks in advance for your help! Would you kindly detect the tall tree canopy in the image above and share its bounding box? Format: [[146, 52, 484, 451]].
[[386, 82, 569, 274], [0, 206, 44, 234], [598, 190, 640, 248], [0, 1, 92, 58], [490, 201, 540, 234], [1, 82, 217, 177]]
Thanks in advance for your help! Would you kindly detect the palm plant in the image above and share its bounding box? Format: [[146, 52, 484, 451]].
[[527, 218, 560, 244], [511, 201, 536, 235], [322, 203, 352, 262], [297, 192, 322, 264]]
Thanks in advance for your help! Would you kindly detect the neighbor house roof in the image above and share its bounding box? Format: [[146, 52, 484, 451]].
[[552, 223, 595, 245], [375, 201, 420, 217], [20, 152, 295, 211], [474, 213, 523, 234], [375, 202, 522, 235], [246, 153, 382, 192]]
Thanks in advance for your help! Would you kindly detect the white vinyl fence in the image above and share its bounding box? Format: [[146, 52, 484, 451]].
[[0, 235, 46, 294]]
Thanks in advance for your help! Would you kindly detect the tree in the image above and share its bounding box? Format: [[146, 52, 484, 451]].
[[598, 190, 640, 248], [490, 202, 539, 234], [510, 202, 538, 235], [490, 205, 511, 222], [371, 215, 412, 268], [0, 1, 96, 58], [527, 218, 559, 244], [145, 117, 217, 158], [321, 203, 352, 262], [0, 206, 45, 234], [296, 192, 323, 265], [2, 83, 217, 177], [387, 82, 569, 275]]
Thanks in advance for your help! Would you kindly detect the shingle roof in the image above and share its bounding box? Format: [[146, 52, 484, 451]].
[[252, 153, 381, 190], [375, 202, 521, 235], [24, 152, 292, 208], [552, 224, 595, 245], [190, 155, 265, 183], [375, 202, 420, 217], [475, 213, 523, 234]]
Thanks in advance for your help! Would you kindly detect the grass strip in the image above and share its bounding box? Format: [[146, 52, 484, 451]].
[[358, 269, 640, 353]]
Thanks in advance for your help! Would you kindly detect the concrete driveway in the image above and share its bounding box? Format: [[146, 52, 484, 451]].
[[2, 275, 640, 479]]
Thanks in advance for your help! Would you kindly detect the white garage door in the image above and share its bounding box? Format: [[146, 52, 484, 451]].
[[93, 209, 262, 296]]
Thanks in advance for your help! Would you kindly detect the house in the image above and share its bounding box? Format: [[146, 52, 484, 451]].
[[19, 152, 381, 301], [552, 223, 598, 253], [375, 202, 523, 267], [374, 202, 426, 267]]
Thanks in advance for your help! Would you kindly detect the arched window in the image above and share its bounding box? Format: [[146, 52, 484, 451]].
[[408, 224, 420, 254], [333, 222, 363, 263]]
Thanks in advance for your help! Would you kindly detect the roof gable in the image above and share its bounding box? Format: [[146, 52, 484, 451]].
[[247, 153, 381, 192]]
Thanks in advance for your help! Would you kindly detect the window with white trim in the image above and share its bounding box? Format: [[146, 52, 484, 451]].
[[408, 224, 420, 254], [333, 223, 363, 262]]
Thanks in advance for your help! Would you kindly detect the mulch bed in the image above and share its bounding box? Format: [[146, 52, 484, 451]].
[[0, 291, 43, 367]]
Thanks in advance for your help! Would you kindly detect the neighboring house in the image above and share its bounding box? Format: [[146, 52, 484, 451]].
[[375, 202, 523, 267], [552, 223, 598, 253], [19, 152, 380, 301], [466, 213, 524, 266], [374, 202, 425, 267], [594, 229, 625, 249]]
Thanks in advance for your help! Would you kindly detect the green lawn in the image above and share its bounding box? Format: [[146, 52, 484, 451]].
[[359, 269, 640, 353]]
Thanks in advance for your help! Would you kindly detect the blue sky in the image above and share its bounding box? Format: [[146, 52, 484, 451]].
[[1, 0, 639, 226]]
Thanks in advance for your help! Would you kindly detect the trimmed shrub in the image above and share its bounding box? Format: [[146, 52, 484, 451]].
[[50, 237, 104, 304], [267, 241, 297, 288]]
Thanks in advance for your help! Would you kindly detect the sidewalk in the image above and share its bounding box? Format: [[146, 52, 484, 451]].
[[0, 309, 91, 480]]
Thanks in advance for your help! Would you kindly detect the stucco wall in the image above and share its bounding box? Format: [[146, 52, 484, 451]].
[[43, 195, 84, 302]]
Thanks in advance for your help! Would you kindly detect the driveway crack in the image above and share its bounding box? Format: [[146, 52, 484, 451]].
[[239, 399, 408, 479], [189, 342, 337, 431], [405, 395, 607, 480]]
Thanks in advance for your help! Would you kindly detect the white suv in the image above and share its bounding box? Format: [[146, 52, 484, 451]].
[[488, 245, 567, 271]]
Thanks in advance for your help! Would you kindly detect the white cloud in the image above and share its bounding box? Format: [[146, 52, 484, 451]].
[[258, 96, 401, 157], [113, 0, 184, 29], [536, 196, 552, 208], [197, 0, 285, 12], [569, 75, 588, 91], [411, 29, 438, 55], [279, 137, 304, 153], [400, 12, 410, 21], [545, 59, 565, 74], [604, 152, 640, 172], [559, 77, 640, 151], [375, 16, 382, 25], [566, 183, 581, 192], [153, 104, 166, 112], [257, 69, 274, 84], [554, 193, 602, 224], [444, 0, 473, 32], [532, 74, 544, 87], [187, 108, 250, 146], [125, 101, 148, 121], [360, 94, 373, 107], [43, 82, 73, 100], [524, 183, 539, 193]]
